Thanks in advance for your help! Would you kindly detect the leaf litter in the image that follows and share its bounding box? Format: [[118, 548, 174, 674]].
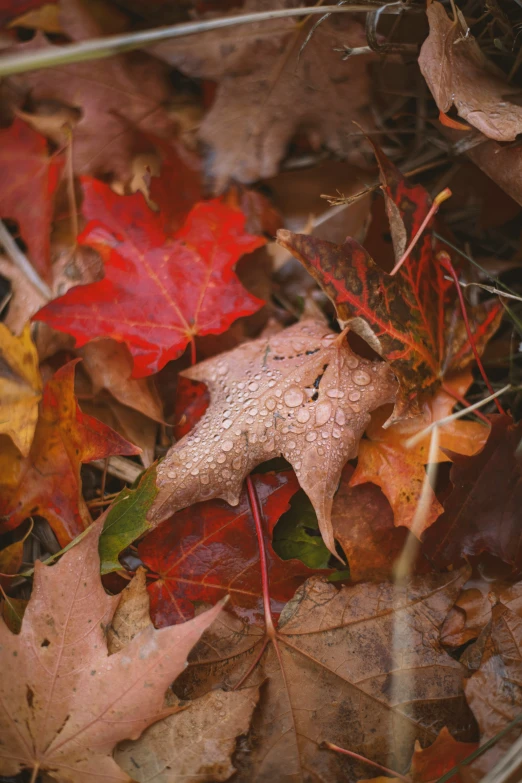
[[0, 0, 521, 781]]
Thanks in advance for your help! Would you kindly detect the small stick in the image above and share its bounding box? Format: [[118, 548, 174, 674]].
[[323, 741, 410, 782], [0, 219, 51, 299]]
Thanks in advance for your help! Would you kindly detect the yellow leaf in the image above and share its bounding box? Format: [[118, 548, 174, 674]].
[[0, 324, 42, 457]]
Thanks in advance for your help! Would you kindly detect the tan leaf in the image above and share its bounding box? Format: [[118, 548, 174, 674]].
[[150, 0, 374, 185], [0, 518, 223, 783], [463, 603, 522, 781], [0, 323, 42, 456], [79, 339, 163, 421], [442, 578, 522, 648], [150, 319, 398, 555], [419, 2, 522, 142], [7, 0, 182, 182], [107, 567, 152, 654], [116, 687, 260, 783], [175, 569, 473, 782]]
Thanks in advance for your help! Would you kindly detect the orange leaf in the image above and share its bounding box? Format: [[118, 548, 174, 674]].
[[0, 360, 140, 546]]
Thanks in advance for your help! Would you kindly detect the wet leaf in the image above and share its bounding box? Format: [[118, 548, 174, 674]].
[[0, 324, 42, 457]]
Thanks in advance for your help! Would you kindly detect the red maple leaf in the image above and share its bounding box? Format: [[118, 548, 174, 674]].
[[277, 146, 502, 420], [0, 118, 63, 281], [34, 179, 265, 377], [138, 471, 322, 627], [172, 376, 210, 440], [0, 360, 140, 546]]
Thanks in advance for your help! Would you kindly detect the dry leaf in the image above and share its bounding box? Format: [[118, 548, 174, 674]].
[[0, 323, 42, 456], [442, 578, 522, 648], [463, 603, 522, 781], [175, 569, 473, 782], [116, 687, 260, 783], [151, 0, 373, 185], [8, 0, 181, 182], [0, 519, 224, 783], [107, 567, 152, 653], [150, 319, 398, 554], [419, 2, 522, 142], [79, 339, 163, 421]]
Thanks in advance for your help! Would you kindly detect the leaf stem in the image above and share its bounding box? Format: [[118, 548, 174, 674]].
[[0, 4, 402, 76], [390, 188, 452, 276], [437, 250, 505, 414], [246, 475, 276, 639], [323, 741, 410, 782], [0, 219, 52, 300]]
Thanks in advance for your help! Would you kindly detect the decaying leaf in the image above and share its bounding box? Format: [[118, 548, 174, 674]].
[[110, 566, 260, 783], [0, 516, 224, 783], [0, 360, 139, 545], [419, 2, 522, 143], [0, 323, 42, 456], [423, 415, 522, 569], [149, 319, 398, 555], [332, 464, 409, 582], [0, 117, 63, 280], [7, 0, 184, 183], [139, 471, 320, 627], [175, 569, 473, 782], [35, 180, 265, 377], [463, 603, 522, 781], [277, 149, 502, 421], [116, 686, 260, 783], [350, 373, 489, 534], [442, 578, 522, 648], [151, 0, 373, 185]]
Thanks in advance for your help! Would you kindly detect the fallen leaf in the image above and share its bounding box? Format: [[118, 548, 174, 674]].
[[332, 464, 410, 582], [110, 567, 261, 783], [463, 603, 522, 781], [79, 339, 163, 422], [151, 0, 374, 185], [0, 516, 224, 783], [422, 415, 522, 569], [8, 1, 62, 32], [35, 180, 265, 377], [149, 319, 398, 555], [0, 117, 63, 280], [0, 323, 42, 457], [442, 578, 522, 648], [277, 150, 502, 421], [0, 360, 140, 546], [81, 396, 158, 467], [0, 519, 32, 590], [350, 372, 489, 534], [0, 0, 46, 26], [175, 569, 473, 782], [272, 488, 332, 571], [7, 0, 184, 182], [116, 687, 260, 783], [139, 471, 320, 627], [99, 465, 158, 575], [359, 726, 478, 783], [419, 2, 522, 143]]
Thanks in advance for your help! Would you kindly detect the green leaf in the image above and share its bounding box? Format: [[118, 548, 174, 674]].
[[99, 465, 158, 575], [272, 490, 332, 570]]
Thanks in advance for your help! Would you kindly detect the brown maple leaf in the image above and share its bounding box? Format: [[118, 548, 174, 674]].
[[172, 569, 473, 782], [150, 319, 398, 554], [0, 519, 224, 783], [7, 0, 183, 182], [150, 0, 373, 185]]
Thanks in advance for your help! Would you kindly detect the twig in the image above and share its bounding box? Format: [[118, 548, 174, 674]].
[[0, 219, 51, 299], [0, 4, 404, 76], [323, 741, 410, 781], [405, 384, 511, 449], [91, 456, 143, 484]]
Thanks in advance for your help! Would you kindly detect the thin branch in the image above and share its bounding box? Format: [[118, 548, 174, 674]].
[[0, 3, 404, 76], [0, 220, 51, 299], [323, 741, 410, 782], [405, 384, 511, 449]]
